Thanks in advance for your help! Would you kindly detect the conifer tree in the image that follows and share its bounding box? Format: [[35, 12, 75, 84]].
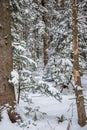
[[0, 0, 16, 122], [72, 0, 86, 126]]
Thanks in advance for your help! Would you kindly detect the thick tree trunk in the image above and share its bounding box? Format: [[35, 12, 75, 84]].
[[0, 0, 17, 121], [72, 0, 86, 126]]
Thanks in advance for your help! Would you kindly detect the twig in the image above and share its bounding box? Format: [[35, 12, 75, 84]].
[[47, 120, 55, 130], [67, 119, 72, 130], [66, 103, 73, 130]]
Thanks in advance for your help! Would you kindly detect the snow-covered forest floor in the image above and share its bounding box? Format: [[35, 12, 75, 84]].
[[0, 72, 87, 130]]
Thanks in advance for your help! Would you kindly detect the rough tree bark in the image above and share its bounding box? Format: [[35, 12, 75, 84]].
[[72, 0, 86, 126], [0, 0, 18, 122]]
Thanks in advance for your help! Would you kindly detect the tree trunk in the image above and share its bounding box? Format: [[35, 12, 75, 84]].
[[60, 0, 65, 9], [41, 0, 48, 66], [0, 0, 16, 121], [33, 28, 39, 61], [72, 0, 86, 126], [42, 32, 48, 66]]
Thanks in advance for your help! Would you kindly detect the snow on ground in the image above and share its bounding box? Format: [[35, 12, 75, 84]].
[[0, 110, 22, 130], [0, 93, 87, 130], [28, 94, 87, 130], [0, 72, 87, 130]]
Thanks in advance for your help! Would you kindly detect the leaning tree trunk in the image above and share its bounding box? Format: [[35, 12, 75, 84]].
[[72, 0, 86, 126], [0, 0, 17, 122]]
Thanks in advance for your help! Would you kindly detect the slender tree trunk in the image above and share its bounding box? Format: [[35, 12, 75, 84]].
[[0, 0, 17, 122], [42, 32, 48, 66], [60, 0, 65, 9], [33, 28, 39, 61], [17, 67, 21, 104], [72, 0, 86, 126], [17, 80, 21, 104], [41, 0, 48, 66]]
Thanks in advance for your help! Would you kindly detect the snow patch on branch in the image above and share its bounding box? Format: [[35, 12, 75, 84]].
[[9, 70, 19, 86]]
